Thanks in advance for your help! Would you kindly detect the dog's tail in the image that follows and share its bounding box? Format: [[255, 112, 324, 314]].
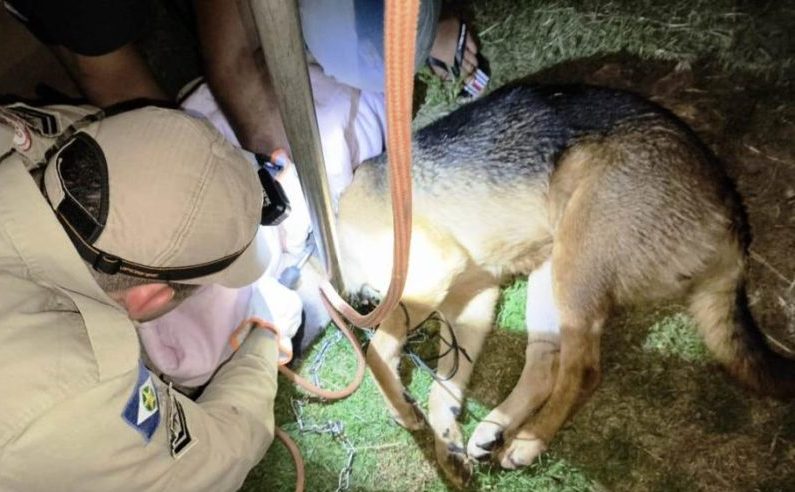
[[688, 264, 795, 399]]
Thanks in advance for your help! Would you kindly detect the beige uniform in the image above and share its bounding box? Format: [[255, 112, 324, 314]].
[[0, 110, 279, 491]]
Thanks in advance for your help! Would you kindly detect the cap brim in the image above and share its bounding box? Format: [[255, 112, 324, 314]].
[[179, 226, 271, 288]]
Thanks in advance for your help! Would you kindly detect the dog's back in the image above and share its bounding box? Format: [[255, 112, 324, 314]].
[[350, 85, 745, 276]]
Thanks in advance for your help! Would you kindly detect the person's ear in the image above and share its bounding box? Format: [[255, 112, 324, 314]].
[[118, 283, 175, 321]]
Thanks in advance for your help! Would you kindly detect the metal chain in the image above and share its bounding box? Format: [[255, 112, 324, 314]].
[[307, 330, 343, 388], [287, 309, 473, 491], [291, 331, 357, 491]]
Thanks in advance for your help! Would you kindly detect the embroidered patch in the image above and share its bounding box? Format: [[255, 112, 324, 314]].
[[6, 104, 59, 136], [0, 110, 31, 151], [122, 361, 161, 441], [167, 388, 195, 459]]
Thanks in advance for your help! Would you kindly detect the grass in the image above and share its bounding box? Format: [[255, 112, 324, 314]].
[[642, 312, 708, 362], [242, 1, 795, 490], [244, 279, 793, 491], [415, 0, 794, 125], [246, 280, 601, 491]]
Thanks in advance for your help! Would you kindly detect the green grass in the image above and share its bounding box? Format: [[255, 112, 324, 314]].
[[242, 278, 792, 491], [495, 279, 527, 334], [246, 279, 598, 491], [642, 312, 708, 362], [415, 0, 793, 125]]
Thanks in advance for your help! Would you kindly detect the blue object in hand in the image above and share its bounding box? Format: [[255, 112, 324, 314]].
[[278, 242, 315, 290]]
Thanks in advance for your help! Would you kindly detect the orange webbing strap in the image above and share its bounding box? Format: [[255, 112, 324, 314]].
[[278, 294, 367, 399], [231, 315, 362, 492], [319, 0, 419, 329], [232, 316, 366, 399], [230, 317, 293, 365], [258, 3, 419, 490], [275, 427, 305, 492], [240, 311, 364, 492]]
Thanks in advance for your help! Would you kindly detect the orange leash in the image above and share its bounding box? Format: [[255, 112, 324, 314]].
[[319, 0, 419, 329], [277, 293, 367, 400], [275, 428, 305, 492], [268, 0, 419, 412], [259, 1, 420, 489]]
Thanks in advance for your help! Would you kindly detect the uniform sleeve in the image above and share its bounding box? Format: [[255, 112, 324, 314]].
[[162, 328, 280, 490], [0, 329, 279, 492]]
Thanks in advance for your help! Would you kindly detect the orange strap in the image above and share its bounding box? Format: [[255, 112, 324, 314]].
[[275, 428, 305, 492], [229, 313, 362, 491], [319, 0, 419, 329], [230, 317, 293, 365], [277, 293, 367, 400], [261, 3, 420, 491]]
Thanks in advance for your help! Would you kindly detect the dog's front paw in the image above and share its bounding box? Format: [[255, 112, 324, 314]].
[[498, 434, 547, 469], [467, 421, 505, 461], [436, 435, 474, 488]]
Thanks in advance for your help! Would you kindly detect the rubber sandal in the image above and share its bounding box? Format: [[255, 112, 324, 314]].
[[426, 20, 490, 98]]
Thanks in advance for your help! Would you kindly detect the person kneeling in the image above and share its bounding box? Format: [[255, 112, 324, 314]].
[[0, 102, 283, 491]]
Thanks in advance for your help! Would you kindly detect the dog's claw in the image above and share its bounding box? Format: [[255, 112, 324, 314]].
[[481, 433, 504, 451], [437, 441, 474, 488], [467, 421, 506, 461], [468, 430, 504, 461]]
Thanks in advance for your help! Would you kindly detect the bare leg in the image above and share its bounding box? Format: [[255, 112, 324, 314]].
[[53, 44, 168, 107], [194, 0, 289, 155]]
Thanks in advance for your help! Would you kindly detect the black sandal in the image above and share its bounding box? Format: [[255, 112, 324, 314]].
[[426, 20, 490, 98]]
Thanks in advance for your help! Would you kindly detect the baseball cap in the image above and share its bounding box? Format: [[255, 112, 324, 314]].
[[41, 106, 272, 288]]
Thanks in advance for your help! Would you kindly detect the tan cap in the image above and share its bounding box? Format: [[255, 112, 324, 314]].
[[42, 106, 269, 288]]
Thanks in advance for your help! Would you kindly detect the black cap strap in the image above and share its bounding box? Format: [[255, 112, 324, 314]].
[[56, 208, 248, 282], [43, 129, 249, 283]]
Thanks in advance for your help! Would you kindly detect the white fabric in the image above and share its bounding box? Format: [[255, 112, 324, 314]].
[[181, 64, 385, 256], [138, 276, 302, 387]]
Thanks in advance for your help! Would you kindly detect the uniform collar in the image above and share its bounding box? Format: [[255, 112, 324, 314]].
[[0, 155, 139, 380]]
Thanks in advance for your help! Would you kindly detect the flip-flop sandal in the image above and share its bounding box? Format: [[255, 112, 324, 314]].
[[426, 21, 490, 98]]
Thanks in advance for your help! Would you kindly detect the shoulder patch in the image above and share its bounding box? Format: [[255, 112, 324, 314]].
[[122, 360, 161, 441], [5, 104, 60, 136], [167, 386, 195, 459]]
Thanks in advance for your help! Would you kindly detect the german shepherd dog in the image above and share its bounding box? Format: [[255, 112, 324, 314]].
[[335, 83, 795, 486]]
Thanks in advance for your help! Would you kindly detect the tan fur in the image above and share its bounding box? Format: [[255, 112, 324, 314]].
[[336, 101, 792, 486]]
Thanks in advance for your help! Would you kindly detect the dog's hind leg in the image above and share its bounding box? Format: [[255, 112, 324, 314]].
[[498, 286, 607, 468], [428, 277, 500, 487], [498, 187, 611, 469], [468, 260, 560, 461]]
